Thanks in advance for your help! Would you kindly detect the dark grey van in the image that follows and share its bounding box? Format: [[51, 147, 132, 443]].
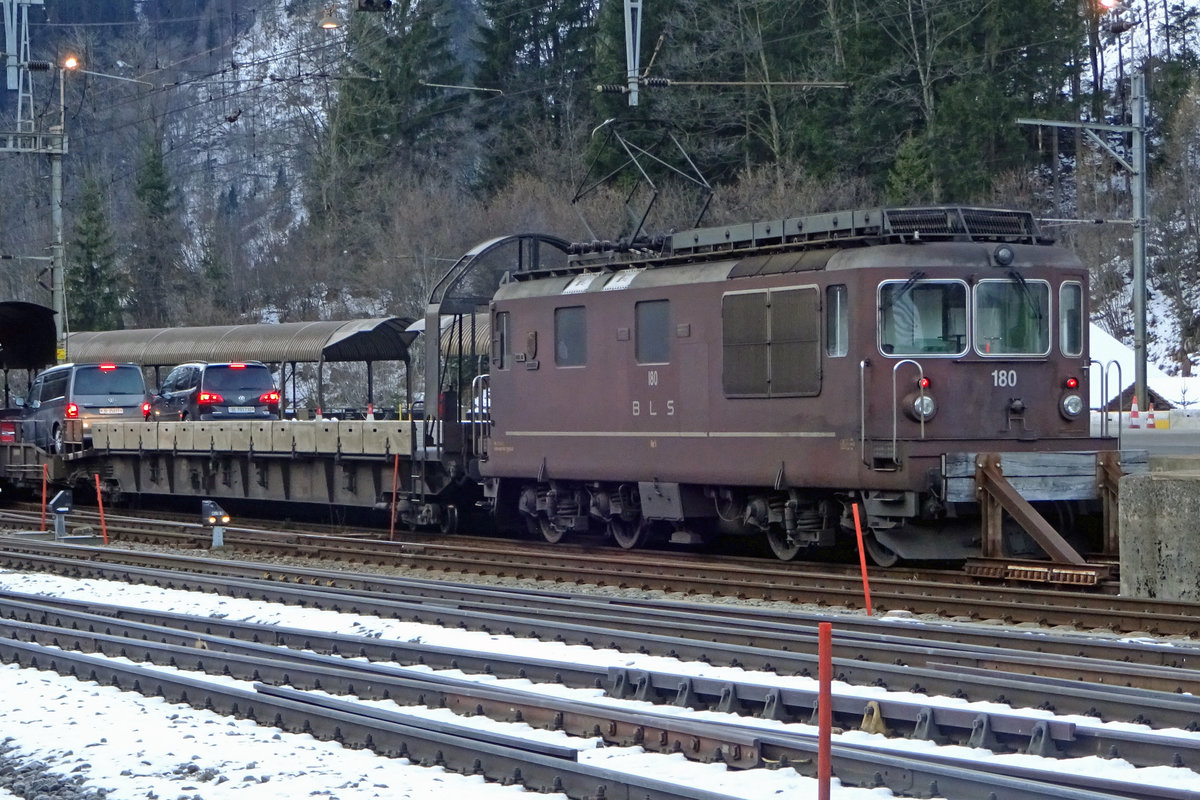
[[149, 361, 280, 421], [19, 363, 149, 453]]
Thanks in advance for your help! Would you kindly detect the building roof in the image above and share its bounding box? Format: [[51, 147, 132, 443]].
[[65, 318, 418, 367]]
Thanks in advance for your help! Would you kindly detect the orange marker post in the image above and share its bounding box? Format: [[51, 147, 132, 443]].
[[818, 621, 833, 800], [389, 452, 400, 541], [40, 464, 48, 532], [94, 474, 109, 544], [851, 503, 874, 616]]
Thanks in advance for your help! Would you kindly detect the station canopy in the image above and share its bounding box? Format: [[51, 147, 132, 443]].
[[65, 318, 418, 367]]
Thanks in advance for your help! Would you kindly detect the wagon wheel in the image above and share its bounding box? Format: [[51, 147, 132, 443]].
[[863, 532, 900, 567], [608, 515, 648, 550], [766, 526, 803, 561]]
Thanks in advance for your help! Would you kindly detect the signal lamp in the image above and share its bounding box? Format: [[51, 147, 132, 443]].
[[1065, 376, 1079, 389], [918, 376, 931, 389], [201, 500, 230, 527], [65, 402, 79, 419]]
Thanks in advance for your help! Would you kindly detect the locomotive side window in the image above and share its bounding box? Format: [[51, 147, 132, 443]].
[[974, 278, 1050, 356], [492, 311, 511, 369], [554, 306, 587, 366], [1060, 282, 1083, 357], [879, 280, 967, 356], [722, 286, 820, 397], [826, 285, 848, 357], [636, 300, 670, 364]]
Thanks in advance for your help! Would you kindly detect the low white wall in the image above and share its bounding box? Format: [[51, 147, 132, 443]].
[[1090, 409, 1200, 432]]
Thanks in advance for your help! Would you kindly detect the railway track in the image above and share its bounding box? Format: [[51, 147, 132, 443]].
[[0, 561, 1195, 799], [0, 506, 1193, 637]]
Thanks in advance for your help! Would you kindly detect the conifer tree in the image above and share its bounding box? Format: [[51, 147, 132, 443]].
[[66, 176, 123, 331], [127, 132, 185, 328]]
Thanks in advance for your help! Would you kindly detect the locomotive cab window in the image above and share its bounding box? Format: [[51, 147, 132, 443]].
[[636, 300, 670, 364], [878, 280, 967, 356], [974, 278, 1050, 356], [554, 306, 587, 367], [1060, 282, 1083, 358]]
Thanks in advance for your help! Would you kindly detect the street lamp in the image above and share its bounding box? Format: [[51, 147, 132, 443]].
[[61, 55, 154, 88], [319, 6, 341, 28]]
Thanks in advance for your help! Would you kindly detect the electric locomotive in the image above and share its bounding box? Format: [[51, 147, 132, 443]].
[[423, 206, 1121, 565]]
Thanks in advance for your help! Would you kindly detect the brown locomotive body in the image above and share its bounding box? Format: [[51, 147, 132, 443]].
[[430, 207, 1119, 563]]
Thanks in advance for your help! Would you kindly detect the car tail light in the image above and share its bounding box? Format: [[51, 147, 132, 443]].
[[99, 364, 116, 371], [65, 402, 79, 419], [260, 390, 280, 404], [141, 402, 151, 416], [229, 363, 246, 369], [198, 391, 224, 405]]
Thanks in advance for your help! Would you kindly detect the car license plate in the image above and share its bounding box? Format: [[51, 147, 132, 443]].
[[98, 407, 123, 415], [229, 406, 254, 414]]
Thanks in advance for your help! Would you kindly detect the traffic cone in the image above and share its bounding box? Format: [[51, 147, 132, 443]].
[[1130, 396, 1140, 428], [1147, 402, 1156, 429]]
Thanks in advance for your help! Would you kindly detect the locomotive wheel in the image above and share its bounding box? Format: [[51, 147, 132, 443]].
[[537, 516, 566, 544], [863, 533, 900, 567], [766, 527, 802, 561], [608, 516, 647, 550]]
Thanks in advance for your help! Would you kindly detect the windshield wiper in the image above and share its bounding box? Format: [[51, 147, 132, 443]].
[[1008, 269, 1043, 320], [879, 270, 926, 314]]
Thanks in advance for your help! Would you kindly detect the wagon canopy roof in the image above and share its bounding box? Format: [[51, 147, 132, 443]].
[[0, 302, 56, 369], [65, 318, 418, 367]]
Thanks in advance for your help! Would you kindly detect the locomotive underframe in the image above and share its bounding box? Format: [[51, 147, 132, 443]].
[[492, 445, 1145, 563]]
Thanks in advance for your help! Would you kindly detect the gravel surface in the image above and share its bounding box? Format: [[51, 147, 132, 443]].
[[0, 742, 108, 800]]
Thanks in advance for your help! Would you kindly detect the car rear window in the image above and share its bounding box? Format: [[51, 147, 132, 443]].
[[72, 366, 145, 395], [202, 365, 274, 393]]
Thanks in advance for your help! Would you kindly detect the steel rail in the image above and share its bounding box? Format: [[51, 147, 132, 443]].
[[2, 547, 1200, 733], [3, 539, 1200, 692], [7, 513, 1200, 637], [0, 636, 741, 800], [0, 608, 1173, 800], [0, 600, 1195, 774]]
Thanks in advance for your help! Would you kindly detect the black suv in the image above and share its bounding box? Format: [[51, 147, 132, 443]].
[[149, 362, 280, 421]]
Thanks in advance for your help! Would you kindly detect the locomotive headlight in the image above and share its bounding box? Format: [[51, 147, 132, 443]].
[[904, 392, 937, 422], [1060, 393, 1084, 418]]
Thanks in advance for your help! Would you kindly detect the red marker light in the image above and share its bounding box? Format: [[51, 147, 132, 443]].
[[65, 403, 79, 419], [918, 377, 931, 389], [1065, 377, 1079, 389]]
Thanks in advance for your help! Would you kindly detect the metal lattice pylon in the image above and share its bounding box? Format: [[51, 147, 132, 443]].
[[2, 0, 44, 131]]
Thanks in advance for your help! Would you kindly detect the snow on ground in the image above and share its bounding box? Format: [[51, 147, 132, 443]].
[[0, 570, 1198, 799], [1090, 322, 1200, 408]]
